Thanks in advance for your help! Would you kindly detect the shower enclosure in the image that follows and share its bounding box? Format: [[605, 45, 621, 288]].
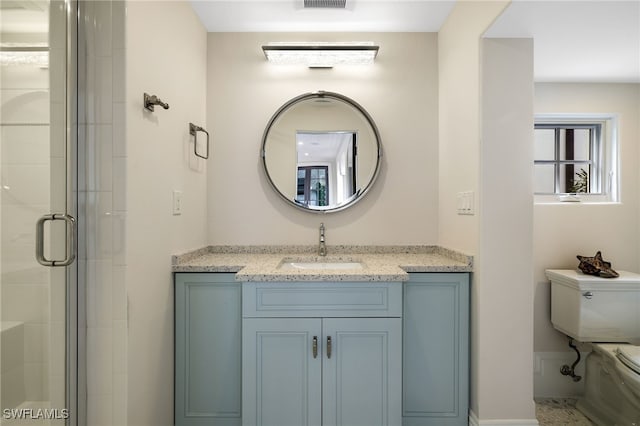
[[1, 1, 79, 424]]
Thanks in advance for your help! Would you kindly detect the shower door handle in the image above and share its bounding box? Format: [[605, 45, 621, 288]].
[[36, 213, 76, 267]]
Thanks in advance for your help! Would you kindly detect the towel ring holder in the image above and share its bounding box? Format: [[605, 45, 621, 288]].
[[189, 123, 209, 159]]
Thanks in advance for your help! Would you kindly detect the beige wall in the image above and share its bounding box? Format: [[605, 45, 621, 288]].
[[125, 1, 208, 425], [438, 1, 499, 256], [533, 83, 640, 395], [479, 37, 536, 421], [206, 32, 439, 245], [440, 1, 538, 423]]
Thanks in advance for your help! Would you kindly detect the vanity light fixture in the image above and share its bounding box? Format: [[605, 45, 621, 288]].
[[0, 43, 48, 67], [262, 42, 379, 68]]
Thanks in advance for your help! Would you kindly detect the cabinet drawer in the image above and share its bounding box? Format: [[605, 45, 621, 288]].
[[242, 281, 402, 318]]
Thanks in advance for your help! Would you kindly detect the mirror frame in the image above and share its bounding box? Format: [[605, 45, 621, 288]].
[[261, 91, 383, 213]]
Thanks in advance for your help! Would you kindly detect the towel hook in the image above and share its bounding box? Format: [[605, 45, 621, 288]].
[[189, 123, 209, 159], [144, 93, 169, 112]]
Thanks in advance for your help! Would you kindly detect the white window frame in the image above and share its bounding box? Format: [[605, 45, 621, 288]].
[[534, 113, 619, 204]]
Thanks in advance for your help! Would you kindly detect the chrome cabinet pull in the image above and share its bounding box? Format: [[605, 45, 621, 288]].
[[583, 291, 594, 300], [35, 213, 76, 267], [327, 336, 332, 359], [312, 336, 318, 359]]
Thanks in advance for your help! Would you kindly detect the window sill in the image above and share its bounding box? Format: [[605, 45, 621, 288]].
[[534, 194, 619, 205]]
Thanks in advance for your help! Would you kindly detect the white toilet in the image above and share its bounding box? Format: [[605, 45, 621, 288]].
[[547, 269, 640, 426]]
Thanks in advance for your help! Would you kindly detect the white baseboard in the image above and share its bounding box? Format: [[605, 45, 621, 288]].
[[533, 351, 588, 398], [469, 410, 539, 426]]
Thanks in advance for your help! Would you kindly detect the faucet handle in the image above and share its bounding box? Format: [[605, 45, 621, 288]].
[[318, 223, 327, 256]]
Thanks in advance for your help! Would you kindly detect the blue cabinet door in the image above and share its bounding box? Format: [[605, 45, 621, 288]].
[[175, 273, 241, 426], [242, 318, 323, 426], [323, 318, 402, 426], [242, 317, 402, 426], [402, 273, 470, 426]]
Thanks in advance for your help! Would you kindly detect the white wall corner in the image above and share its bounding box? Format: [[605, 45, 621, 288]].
[[533, 351, 587, 398], [469, 410, 540, 426]]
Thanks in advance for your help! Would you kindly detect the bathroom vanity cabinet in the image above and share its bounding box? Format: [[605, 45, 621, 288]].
[[242, 281, 403, 426], [174, 272, 469, 426], [402, 273, 469, 426], [174, 273, 242, 426]]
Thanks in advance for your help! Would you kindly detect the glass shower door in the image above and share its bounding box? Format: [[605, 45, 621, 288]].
[[0, 0, 76, 424]]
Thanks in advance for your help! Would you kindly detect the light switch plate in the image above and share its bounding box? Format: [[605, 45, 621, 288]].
[[173, 190, 183, 215], [457, 191, 474, 215]]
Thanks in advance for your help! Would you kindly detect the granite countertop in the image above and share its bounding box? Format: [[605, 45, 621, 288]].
[[172, 245, 473, 282]]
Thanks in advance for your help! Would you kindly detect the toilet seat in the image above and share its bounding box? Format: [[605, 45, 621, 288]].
[[593, 343, 640, 401], [616, 345, 640, 375], [578, 344, 640, 426], [592, 344, 640, 393]]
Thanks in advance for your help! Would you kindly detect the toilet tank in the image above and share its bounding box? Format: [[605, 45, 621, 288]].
[[547, 269, 640, 343]]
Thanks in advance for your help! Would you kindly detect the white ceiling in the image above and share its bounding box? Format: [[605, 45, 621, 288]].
[[297, 132, 353, 162], [190, 0, 640, 83], [189, 0, 456, 32], [2, 0, 638, 83], [485, 0, 640, 83]]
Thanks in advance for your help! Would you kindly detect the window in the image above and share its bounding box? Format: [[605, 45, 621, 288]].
[[534, 114, 618, 203], [296, 166, 329, 207]]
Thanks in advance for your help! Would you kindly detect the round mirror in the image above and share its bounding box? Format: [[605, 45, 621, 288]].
[[261, 91, 382, 213]]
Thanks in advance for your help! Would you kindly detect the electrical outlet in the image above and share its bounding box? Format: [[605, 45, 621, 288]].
[[173, 190, 183, 215]]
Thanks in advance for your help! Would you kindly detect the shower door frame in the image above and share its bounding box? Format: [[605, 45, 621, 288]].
[[0, 0, 83, 422], [64, 1, 82, 425]]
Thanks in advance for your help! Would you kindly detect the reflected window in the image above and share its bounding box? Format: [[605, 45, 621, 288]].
[[296, 131, 357, 207], [297, 166, 329, 206]]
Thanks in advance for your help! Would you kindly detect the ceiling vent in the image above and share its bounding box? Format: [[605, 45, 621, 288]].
[[304, 0, 347, 8]]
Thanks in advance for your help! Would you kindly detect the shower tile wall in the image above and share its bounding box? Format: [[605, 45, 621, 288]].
[[79, 1, 127, 425], [0, 34, 51, 406]]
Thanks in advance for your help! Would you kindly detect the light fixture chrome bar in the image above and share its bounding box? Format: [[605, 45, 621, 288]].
[[0, 44, 49, 67], [263, 45, 379, 53]]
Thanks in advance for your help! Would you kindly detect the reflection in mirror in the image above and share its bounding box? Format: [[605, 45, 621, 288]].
[[262, 91, 381, 213], [295, 132, 356, 207]]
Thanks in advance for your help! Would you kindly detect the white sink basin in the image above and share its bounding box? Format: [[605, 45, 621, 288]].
[[278, 258, 364, 270]]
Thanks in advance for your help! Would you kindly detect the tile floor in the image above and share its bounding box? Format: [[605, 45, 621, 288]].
[[535, 398, 595, 425]]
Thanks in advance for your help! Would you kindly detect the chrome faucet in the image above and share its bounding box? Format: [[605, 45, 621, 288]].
[[318, 223, 327, 256]]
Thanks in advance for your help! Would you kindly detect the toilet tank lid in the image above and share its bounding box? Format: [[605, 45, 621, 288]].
[[546, 269, 640, 290]]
